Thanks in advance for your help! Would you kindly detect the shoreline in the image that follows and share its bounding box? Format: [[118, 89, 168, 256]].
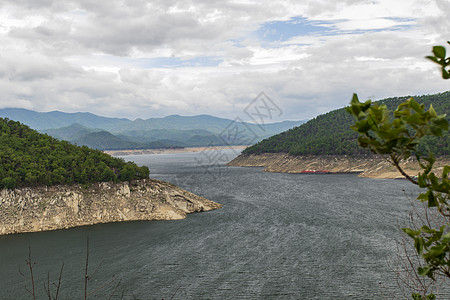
[[0, 179, 222, 235], [227, 153, 450, 179], [104, 145, 249, 156]]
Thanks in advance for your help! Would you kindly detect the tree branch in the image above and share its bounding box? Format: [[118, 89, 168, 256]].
[[390, 154, 419, 185]]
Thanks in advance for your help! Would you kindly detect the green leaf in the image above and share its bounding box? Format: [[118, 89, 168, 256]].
[[426, 245, 446, 258], [428, 173, 439, 186], [415, 237, 424, 254], [443, 166, 450, 178], [417, 191, 428, 201], [428, 104, 438, 118], [396, 137, 410, 148], [431, 117, 448, 130], [418, 266, 432, 277], [407, 113, 421, 124], [441, 232, 450, 244], [350, 93, 360, 104], [427, 191, 437, 207], [354, 120, 371, 133], [443, 69, 450, 79], [403, 227, 419, 238], [409, 99, 423, 113], [345, 106, 354, 115], [361, 100, 372, 111], [348, 94, 362, 116], [357, 136, 370, 148], [426, 55, 439, 63], [429, 124, 443, 136], [432, 46, 446, 59], [421, 225, 434, 234]]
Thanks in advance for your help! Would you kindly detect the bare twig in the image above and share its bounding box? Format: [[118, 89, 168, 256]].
[[170, 286, 181, 300], [389, 154, 419, 185], [84, 237, 89, 300], [44, 263, 64, 300], [107, 279, 121, 300], [88, 259, 104, 280], [83, 236, 121, 299], [86, 275, 118, 297], [54, 263, 64, 300], [23, 246, 37, 300], [391, 198, 448, 298], [20, 238, 124, 300], [45, 272, 51, 300]]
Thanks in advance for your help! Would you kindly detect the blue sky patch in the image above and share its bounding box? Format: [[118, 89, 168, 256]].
[[256, 16, 417, 45], [135, 56, 223, 68], [257, 17, 334, 42], [384, 17, 417, 23]]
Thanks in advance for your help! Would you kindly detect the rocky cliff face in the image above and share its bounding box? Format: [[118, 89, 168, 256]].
[[228, 153, 450, 179], [0, 179, 221, 235]]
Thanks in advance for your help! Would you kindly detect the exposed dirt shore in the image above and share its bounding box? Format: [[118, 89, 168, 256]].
[[0, 179, 222, 235], [227, 153, 450, 179]]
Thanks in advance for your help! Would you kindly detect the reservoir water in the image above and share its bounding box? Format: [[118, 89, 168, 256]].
[[0, 149, 434, 299]]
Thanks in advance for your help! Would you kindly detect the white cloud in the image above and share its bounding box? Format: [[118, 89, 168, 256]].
[[0, 0, 448, 122]]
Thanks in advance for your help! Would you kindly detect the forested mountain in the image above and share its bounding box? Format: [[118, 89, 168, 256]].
[[243, 91, 450, 156], [0, 118, 149, 189], [0, 109, 305, 150]]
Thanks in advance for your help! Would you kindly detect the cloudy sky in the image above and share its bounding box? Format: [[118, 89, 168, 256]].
[[0, 0, 449, 122]]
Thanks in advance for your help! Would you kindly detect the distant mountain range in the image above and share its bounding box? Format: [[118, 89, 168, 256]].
[[0, 108, 306, 150]]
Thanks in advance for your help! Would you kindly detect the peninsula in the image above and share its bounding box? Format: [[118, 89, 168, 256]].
[[0, 118, 221, 235]]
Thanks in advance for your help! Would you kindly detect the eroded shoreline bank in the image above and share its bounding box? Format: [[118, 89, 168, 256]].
[[227, 153, 450, 179], [0, 179, 222, 235]]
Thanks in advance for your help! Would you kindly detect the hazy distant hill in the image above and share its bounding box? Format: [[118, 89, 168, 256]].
[[242, 91, 450, 156], [118, 128, 219, 143], [72, 131, 143, 150], [0, 108, 305, 150], [0, 108, 130, 131], [119, 114, 232, 133], [44, 123, 101, 141]]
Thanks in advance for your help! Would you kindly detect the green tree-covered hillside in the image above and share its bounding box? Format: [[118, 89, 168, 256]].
[[243, 91, 450, 156], [0, 118, 150, 189]]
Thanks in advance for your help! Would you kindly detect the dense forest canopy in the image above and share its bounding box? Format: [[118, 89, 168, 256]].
[[0, 118, 150, 189], [243, 91, 450, 156]]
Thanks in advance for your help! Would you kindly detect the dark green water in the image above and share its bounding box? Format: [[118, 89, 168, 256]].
[[0, 150, 432, 299]]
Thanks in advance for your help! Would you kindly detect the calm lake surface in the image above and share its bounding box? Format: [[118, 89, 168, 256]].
[[0, 149, 429, 299]]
